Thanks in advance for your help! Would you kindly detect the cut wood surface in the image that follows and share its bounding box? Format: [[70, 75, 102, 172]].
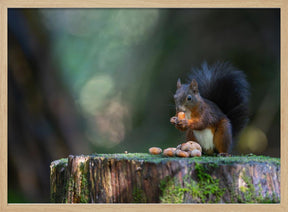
[[50, 153, 280, 203]]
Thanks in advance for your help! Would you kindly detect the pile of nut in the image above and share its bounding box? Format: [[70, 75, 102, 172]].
[[148, 141, 202, 157]]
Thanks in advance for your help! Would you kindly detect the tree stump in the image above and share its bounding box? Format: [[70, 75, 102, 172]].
[[50, 153, 280, 203]]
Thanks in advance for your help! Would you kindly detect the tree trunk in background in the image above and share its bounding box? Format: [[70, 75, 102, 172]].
[[8, 10, 89, 202], [50, 154, 280, 203]]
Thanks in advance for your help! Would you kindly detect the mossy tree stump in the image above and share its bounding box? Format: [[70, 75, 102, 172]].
[[50, 153, 280, 203]]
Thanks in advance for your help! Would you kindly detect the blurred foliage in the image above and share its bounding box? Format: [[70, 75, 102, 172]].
[[8, 9, 279, 203]]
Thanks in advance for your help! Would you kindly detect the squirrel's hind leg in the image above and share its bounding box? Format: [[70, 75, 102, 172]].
[[213, 118, 232, 153]]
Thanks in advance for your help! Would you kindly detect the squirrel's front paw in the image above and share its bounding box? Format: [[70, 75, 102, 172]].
[[170, 116, 178, 124], [175, 119, 189, 131]]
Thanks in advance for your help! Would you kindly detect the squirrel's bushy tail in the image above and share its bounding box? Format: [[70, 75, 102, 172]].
[[188, 61, 250, 137]]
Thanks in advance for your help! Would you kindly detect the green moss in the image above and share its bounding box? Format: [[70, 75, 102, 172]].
[[52, 153, 280, 167], [159, 164, 225, 203], [80, 174, 89, 203], [79, 162, 90, 203], [132, 186, 147, 203], [65, 176, 74, 203], [193, 163, 225, 202], [89, 153, 280, 166], [79, 162, 85, 172], [159, 176, 188, 203], [59, 157, 68, 163], [241, 172, 255, 203], [238, 170, 280, 203], [52, 158, 68, 166]]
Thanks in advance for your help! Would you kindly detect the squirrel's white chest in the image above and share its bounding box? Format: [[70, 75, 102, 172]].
[[193, 129, 214, 151]]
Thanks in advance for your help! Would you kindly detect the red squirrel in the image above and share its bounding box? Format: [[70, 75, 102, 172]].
[[170, 62, 249, 155]]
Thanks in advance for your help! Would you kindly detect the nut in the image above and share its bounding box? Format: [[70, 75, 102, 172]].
[[190, 149, 202, 157], [180, 142, 193, 151], [176, 144, 182, 149], [163, 148, 176, 157], [149, 147, 162, 155], [175, 149, 189, 157], [181, 141, 202, 152], [177, 112, 185, 120]]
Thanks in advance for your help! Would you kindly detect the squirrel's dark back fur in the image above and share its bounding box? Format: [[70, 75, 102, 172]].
[[188, 62, 249, 137]]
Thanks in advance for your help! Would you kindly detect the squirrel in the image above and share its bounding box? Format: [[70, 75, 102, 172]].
[[170, 62, 249, 155]]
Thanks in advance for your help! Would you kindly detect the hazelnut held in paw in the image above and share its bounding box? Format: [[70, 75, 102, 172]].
[[177, 112, 186, 120]]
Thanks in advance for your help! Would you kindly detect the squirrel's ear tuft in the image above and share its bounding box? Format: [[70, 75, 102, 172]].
[[177, 78, 182, 89], [190, 79, 199, 93]]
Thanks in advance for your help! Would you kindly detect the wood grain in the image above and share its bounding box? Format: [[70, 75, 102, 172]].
[[51, 154, 280, 203]]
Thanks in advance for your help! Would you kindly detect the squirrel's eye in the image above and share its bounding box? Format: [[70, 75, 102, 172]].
[[187, 95, 192, 101]]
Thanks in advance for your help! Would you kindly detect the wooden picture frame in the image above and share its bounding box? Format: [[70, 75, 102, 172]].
[[1, 0, 287, 211]]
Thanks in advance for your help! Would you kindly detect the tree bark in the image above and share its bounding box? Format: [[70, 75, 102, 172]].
[[50, 153, 280, 203]]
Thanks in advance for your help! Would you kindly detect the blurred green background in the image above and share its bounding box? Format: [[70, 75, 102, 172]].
[[8, 8, 280, 203]]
